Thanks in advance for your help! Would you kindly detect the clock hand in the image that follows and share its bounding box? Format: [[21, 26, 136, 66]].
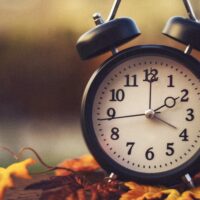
[[154, 115, 177, 129], [154, 96, 179, 112], [149, 81, 152, 109], [98, 110, 161, 121], [98, 113, 145, 121]]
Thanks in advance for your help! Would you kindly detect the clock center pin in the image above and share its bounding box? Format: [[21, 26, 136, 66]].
[[145, 109, 155, 119]]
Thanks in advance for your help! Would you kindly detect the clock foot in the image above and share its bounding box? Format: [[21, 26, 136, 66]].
[[104, 172, 118, 183], [182, 173, 195, 188]]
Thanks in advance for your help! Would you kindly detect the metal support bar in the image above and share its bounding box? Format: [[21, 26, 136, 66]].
[[182, 0, 199, 54], [107, 0, 122, 21], [183, 0, 198, 22]]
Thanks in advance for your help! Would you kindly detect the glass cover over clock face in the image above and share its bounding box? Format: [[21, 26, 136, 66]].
[[92, 54, 200, 174]]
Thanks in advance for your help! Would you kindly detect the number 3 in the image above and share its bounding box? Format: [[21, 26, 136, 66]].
[[186, 108, 194, 121]]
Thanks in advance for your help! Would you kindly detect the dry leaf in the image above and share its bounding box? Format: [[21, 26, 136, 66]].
[[26, 174, 84, 192], [120, 181, 164, 200], [121, 181, 200, 200], [179, 187, 200, 200], [86, 180, 128, 200], [55, 155, 100, 176], [136, 189, 180, 200], [0, 158, 35, 200]]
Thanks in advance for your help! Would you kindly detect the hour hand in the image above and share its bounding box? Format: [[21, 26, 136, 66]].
[[154, 96, 179, 112]]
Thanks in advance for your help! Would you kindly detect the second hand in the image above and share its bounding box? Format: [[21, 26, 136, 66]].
[[98, 113, 145, 121]]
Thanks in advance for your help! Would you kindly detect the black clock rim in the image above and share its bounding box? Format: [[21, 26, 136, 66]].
[[81, 45, 200, 186]]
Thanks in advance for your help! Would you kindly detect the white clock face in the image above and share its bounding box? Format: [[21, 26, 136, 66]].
[[92, 55, 200, 174]]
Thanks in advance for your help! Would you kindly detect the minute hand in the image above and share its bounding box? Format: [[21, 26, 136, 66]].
[[98, 113, 145, 121], [154, 115, 177, 129]]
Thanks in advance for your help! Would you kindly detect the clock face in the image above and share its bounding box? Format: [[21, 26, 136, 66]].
[[82, 46, 200, 183]]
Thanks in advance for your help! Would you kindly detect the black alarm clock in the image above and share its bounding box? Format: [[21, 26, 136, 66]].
[[76, 0, 200, 186]]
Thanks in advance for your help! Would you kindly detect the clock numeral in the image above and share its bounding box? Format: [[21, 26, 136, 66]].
[[167, 75, 175, 87], [166, 143, 175, 156], [179, 128, 189, 141], [126, 142, 135, 155], [145, 147, 155, 160], [181, 89, 189, 102], [124, 75, 138, 87], [110, 89, 125, 102], [143, 68, 158, 82], [186, 108, 194, 121], [111, 127, 119, 140], [107, 108, 116, 119]]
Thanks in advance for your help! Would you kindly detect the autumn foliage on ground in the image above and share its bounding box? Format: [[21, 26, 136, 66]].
[[0, 152, 200, 200], [0, 158, 35, 199]]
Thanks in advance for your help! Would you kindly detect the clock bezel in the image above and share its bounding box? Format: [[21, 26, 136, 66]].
[[81, 45, 200, 185]]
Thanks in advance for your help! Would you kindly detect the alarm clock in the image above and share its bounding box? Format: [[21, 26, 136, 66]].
[[76, 0, 200, 185]]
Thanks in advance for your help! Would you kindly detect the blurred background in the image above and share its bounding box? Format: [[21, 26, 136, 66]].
[[0, 0, 200, 168]]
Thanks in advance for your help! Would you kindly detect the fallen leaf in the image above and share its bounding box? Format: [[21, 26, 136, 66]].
[[179, 187, 200, 200], [120, 182, 200, 200], [26, 175, 83, 191], [0, 158, 35, 200], [55, 155, 100, 176], [120, 182, 164, 200], [85, 180, 128, 200], [136, 189, 180, 200]]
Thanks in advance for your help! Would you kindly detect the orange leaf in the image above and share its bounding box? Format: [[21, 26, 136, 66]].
[[0, 158, 35, 200], [179, 187, 200, 200], [136, 189, 180, 200], [120, 182, 164, 200], [121, 182, 200, 200], [55, 155, 100, 176]]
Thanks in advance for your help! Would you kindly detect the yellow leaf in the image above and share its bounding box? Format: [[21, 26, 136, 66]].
[[163, 189, 180, 200], [121, 183, 200, 200], [177, 187, 200, 200], [137, 189, 180, 200], [0, 158, 35, 200], [56, 155, 100, 176], [120, 182, 164, 200]]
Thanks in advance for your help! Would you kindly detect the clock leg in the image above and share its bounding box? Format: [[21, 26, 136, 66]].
[[182, 173, 195, 188], [104, 172, 118, 183]]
